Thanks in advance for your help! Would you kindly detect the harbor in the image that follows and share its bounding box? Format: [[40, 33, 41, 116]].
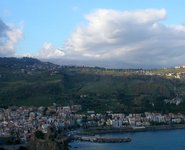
[[69, 129, 185, 150]]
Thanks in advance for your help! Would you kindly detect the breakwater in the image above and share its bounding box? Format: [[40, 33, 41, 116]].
[[72, 135, 131, 143], [69, 129, 185, 150]]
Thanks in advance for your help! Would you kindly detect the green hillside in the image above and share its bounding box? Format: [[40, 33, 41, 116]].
[[0, 57, 185, 113]]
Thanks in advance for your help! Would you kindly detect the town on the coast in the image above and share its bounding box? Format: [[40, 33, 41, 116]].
[[0, 104, 185, 142]]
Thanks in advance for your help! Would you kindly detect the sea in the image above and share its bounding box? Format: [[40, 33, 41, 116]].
[[69, 129, 185, 150]]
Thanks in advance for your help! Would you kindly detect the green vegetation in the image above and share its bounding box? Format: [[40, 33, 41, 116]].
[[1, 57, 185, 113], [34, 131, 45, 140]]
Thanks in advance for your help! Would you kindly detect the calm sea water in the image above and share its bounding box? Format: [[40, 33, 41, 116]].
[[69, 129, 185, 150]]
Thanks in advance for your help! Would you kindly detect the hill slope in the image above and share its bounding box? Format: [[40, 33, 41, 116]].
[[0, 57, 185, 113]]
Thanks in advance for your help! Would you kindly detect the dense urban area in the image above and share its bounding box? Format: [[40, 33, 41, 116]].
[[0, 104, 185, 140]]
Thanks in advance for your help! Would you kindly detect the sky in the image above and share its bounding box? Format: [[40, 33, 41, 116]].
[[1, 0, 185, 68]]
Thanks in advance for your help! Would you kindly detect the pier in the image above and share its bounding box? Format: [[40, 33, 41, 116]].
[[72, 135, 131, 143]]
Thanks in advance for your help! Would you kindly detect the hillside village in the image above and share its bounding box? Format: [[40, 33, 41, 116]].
[[1, 57, 185, 80]]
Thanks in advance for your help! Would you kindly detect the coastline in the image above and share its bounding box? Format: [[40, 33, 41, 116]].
[[69, 126, 185, 150], [78, 124, 185, 135]]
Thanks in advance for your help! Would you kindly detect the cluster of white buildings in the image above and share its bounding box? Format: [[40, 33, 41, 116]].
[[0, 105, 81, 141], [0, 105, 185, 142], [164, 97, 183, 105], [82, 112, 185, 128]]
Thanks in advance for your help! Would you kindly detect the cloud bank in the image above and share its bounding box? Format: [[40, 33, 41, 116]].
[[0, 19, 23, 57], [39, 8, 185, 68], [2, 8, 185, 68]]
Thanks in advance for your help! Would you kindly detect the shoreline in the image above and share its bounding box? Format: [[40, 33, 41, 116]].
[[78, 124, 185, 135]]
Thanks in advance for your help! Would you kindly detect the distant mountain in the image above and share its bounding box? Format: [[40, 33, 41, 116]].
[[0, 57, 58, 69], [0, 57, 185, 113]]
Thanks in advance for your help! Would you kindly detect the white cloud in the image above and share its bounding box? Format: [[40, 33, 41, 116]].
[[0, 19, 23, 57], [64, 9, 167, 53], [38, 42, 65, 59], [37, 9, 185, 68], [56, 8, 185, 68]]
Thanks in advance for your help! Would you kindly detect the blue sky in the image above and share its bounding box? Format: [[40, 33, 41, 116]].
[[1, 0, 185, 68]]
